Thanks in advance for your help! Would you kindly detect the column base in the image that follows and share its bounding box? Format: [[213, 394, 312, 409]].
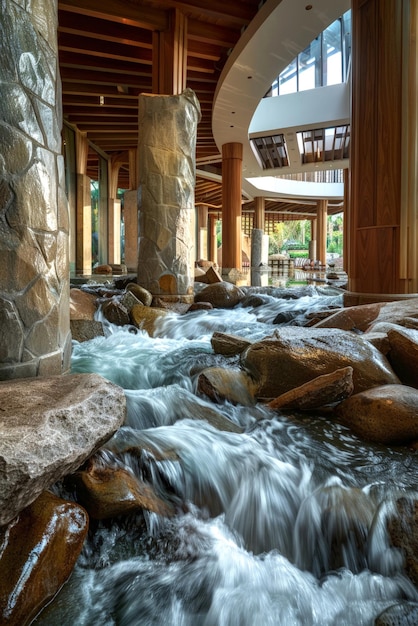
[[343, 290, 418, 307]]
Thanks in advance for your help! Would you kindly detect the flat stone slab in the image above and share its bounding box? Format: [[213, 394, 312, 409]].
[[0, 373, 126, 526]]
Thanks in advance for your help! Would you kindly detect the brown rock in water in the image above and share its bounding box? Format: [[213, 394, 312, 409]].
[[198, 367, 256, 406], [313, 297, 418, 333], [295, 484, 374, 576], [194, 281, 244, 309], [126, 282, 153, 306], [69, 288, 97, 320], [312, 302, 384, 331], [70, 318, 105, 342], [241, 327, 399, 400], [335, 384, 418, 445], [0, 491, 88, 626], [268, 366, 354, 410], [130, 303, 168, 335], [102, 299, 130, 326], [387, 497, 418, 588], [205, 265, 223, 284], [71, 456, 174, 519], [387, 327, 418, 389], [211, 331, 252, 357]]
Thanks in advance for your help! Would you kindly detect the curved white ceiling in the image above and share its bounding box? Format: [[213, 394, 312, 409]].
[[211, 0, 351, 201]]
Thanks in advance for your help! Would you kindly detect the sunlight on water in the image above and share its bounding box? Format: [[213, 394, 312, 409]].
[[35, 287, 418, 626]]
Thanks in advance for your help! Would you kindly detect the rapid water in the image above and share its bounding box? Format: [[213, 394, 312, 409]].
[[35, 286, 418, 626]]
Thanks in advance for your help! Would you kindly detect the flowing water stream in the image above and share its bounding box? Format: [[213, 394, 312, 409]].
[[35, 286, 418, 625]]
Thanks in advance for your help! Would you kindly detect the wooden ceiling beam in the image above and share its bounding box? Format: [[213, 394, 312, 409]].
[[59, 0, 168, 30], [58, 13, 153, 47], [58, 33, 153, 64]]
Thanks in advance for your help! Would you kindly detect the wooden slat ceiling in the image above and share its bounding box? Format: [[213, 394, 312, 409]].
[[58, 0, 343, 218]]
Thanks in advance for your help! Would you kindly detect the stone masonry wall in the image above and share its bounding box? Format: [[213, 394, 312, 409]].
[[0, 0, 71, 380]]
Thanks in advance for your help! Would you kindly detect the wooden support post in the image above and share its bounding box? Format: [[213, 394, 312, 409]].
[[221, 142, 243, 272]]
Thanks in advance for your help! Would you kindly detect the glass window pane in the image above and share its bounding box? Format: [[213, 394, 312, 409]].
[[323, 18, 342, 85], [279, 58, 297, 95], [298, 37, 321, 91]]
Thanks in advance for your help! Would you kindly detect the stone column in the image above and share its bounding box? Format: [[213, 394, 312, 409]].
[[0, 0, 71, 380], [316, 200, 328, 266], [137, 89, 201, 298], [221, 142, 243, 273], [123, 189, 138, 273]]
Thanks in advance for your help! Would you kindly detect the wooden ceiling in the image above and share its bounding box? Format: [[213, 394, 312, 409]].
[[58, 0, 344, 220]]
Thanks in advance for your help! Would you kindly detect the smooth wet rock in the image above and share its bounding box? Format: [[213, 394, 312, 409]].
[[194, 281, 244, 309], [129, 303, 168, 335], [211, 331, 252, 357], [197, 367, 257, 406], [375, 602, 418, 626], [313, 298, 418, 332], [295, 483, 374, 577], [0, 491, 88, 626], [387, 497, 418, 588], [0, 373, 126, 526], [126, 282, 153, 306], [70, 456, 174, 519], [386, 327, 418, 389], [335, 384, 418, 445], [268, 366, 354, 411], [69, 288, 97, 320], [241, 327, 399, 400], [102, 299, 130, 326]]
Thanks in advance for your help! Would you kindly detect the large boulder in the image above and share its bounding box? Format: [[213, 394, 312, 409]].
[[194, 281, 244, 309], [241, 327, 399, 400], [335, 384, 418, 445], [386, 326, 418, 388], [0, 373, 126, 526], [0, 491, 88, 626], [313, 298, 418, 332]]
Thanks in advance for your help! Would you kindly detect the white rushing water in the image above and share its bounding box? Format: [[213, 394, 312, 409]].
[[35, 286, 418, 626]]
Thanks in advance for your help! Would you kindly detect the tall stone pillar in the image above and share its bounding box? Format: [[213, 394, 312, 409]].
[[316, 200, 328, 266], [123, 189, 139, 273], [0, 0, 71, 380], [137, 89, 201, 298], [348, 0, 418, 300], [221, 142, 243, 273]]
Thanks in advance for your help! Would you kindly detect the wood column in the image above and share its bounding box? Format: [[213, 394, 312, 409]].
[[197, 205, 208, 260], [221, 142, 243, 272], [208, 214, 218, 265], [75, 130, 92, 275], [348, 0, 418, 297], [254, 196, 265, 231], [316, 200, 328, 266], [153, 8, 187, 95]]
